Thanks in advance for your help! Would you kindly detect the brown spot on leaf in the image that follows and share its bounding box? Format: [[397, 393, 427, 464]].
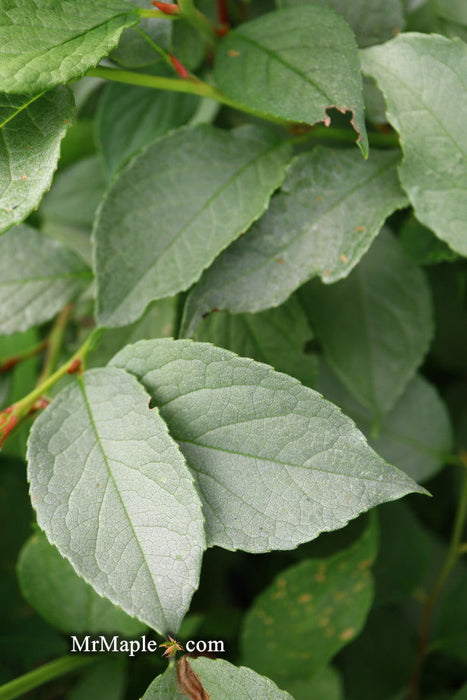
[[276, 258, 285, 264], [339, 254, 348, 263], [277, 578, 287, 589], [298, 593, 312, 604], [358, 559, 372, 569], [315, 567, 326, 582], [228, 50, 240, 57], [21, 175, 28, 181], [355, 226, 366, 232], [177, 656, 210, 700], [340, 628, 355, 641]]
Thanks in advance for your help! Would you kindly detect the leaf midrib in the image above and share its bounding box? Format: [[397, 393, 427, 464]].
[[103, 136, 287, 317], [77, 377, 166, 624], [190, 151, 402, 311], [231, 31, 334, 105]]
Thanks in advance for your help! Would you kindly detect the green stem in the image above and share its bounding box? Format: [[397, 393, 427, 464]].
[[86, 66, 288, 124], [37, 304, 73, 387], [0, 655, 96, 700], [408, 462, 467, 699], [178, 0, 217, 46], [138, 8, 178, 19], [135, 27, 176, 71], [9, 328, 101, 424], [0, 340, 48, 375]]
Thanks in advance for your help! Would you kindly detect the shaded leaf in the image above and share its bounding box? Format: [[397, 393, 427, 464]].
[[400, 216, 460, 265], [0, 456, 66, 671], [18, 533, 146, 635], [40, 156, 106, 230], [0, 88, 75, 233], [0, 224, 92, 335], [111, 338, 424, 553], [277, 0, 405, 48], [143, 657, 293, 699], [27, 367, 205, 634], [96, 82, 199, 176], [361, 33, 467, 256], [88, 298, 175, 369], [318, 362, 452, 483], [214, 6, 368, 154], [338, 606, 415, 700], [428, 263, 467, 373], [111, 0, 171, 69], [284, 666, 343, 700], [241, 518, 377, 682], [0, 0, 139, 94], [434, 564, 467, 662], [453, 685, 467, 700], [373, 501, 432, 606], [68, 658, 127, 700], [192, 295, 318, 388], [94, 125, 292, 327], [39, 155, 107, 265], [301, 229, 433, 417], [182, 148, 407, 336]]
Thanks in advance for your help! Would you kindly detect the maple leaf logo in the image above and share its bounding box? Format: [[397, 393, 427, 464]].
[[160, 636, 184, 658]]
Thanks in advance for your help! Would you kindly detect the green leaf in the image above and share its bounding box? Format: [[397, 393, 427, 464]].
[[0, 224, 92, 335], [143, 657, 294, 699], [338, 606, 415, 699], [434, 0, 467, 41], [428, 263, 467, 374], [96, 82, 199, 176], [214, 6, 368, 155], [181, 147, 407, 337], [283, 666, 343, 700], [111, 0, 171, 69], [373, 501, 432, 607], [318, 363, 452, 483], [277, 0, 405, 48], [301, 229, 433, 417], [241, 517, 377, 682], [26, 367, 206, 634], [434, 564, 467, 662], [87, 298, 175, 369], [40, 155, 107, 230], [69, 658, 127, 700], [192, 295, 318, 388], [17, 532, 146, 635], [0, 88, 75, 234], [39, 155, 107, 265], [400, 215, 460, 265], [0, 0, 139, 95], [0, 455, 67, 671], [361, 34, 467, 256], [94, 125, 292, 327], [111, 338, 424, 553], [453, 685, 467, 700]]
